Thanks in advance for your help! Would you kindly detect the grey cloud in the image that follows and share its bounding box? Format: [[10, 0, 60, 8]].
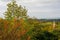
[[0, 0, 60, 19], [8, 0, 60, 19], [0, 0, 11, 2]]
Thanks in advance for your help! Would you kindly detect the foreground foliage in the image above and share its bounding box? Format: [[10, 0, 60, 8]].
[[0, 18, 60, 40]]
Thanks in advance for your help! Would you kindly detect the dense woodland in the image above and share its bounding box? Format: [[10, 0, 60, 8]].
[[0, 0, 60, 40]]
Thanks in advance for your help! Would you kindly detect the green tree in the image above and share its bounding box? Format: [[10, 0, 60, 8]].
[[4, 0, 27, 20]]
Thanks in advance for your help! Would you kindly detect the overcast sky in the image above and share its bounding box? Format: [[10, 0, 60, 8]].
[[0, 0, 60, 19]]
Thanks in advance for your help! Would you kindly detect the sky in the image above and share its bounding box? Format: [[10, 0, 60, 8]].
[[0, 0, 60, 19]]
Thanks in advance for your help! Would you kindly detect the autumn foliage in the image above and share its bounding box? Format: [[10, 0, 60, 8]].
[[0, 18, 28, 40], [0, 18, 60, 40]]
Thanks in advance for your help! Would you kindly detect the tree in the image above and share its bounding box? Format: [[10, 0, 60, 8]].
[[4, 0, 27, 20]]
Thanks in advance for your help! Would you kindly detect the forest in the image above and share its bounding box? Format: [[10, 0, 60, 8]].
[[0, 0, 60, 40]]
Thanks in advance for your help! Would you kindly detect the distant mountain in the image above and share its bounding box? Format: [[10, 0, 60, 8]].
[[28, 18, 60, 22], [38, 19, 60, 22]]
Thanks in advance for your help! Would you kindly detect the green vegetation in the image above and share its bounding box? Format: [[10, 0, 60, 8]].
[[0, 0, 60, 40], [5, 0, 27, 20]]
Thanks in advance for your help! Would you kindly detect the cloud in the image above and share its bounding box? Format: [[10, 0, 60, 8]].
[[0, 0, 60, 19], [0, 0, 11, 2]]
